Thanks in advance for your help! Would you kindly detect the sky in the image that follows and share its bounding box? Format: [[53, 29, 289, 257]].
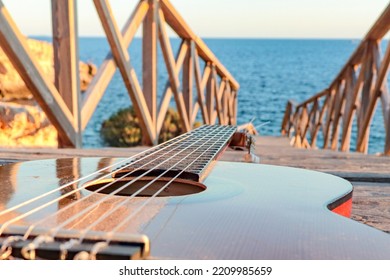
[[2, 0, 390, 39]]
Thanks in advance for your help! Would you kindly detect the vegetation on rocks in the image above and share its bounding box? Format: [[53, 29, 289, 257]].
[[101, 106, 197, 147]]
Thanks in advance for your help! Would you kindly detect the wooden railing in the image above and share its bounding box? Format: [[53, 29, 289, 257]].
[[281, 4, 390, 155], [0, 0, 239, 147]]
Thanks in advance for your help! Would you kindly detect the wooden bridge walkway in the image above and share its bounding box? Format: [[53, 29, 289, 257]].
[[1, 135, 389, 234]]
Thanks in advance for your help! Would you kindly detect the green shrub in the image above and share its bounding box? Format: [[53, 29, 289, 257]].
[[100, 106, 191, 147]]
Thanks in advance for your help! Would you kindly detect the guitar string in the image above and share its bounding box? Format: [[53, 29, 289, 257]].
[[0, 126, 212, 237], [21, 138, 189, 239], [85, 127, 231, 250], [0, 129, 193, 219], [5, 131, 202, 260], [0, 125, 232, 260], [0, 126, 219, 238], [38, 126, 222, 241], [0, 152, 148, 219], [0, 136, 190, 237], [0, 127, 208, 238], [12, 125, 232, 260], [20, 126, 214, 239]]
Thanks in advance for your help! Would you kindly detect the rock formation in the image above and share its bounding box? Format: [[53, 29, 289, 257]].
[[0, 38, 96, 147], [0, 101, 57, 147]]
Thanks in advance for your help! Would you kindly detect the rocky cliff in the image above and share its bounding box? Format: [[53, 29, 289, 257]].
[[0, 38, 96, 147]]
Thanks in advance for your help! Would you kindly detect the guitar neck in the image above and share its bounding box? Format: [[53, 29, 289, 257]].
[[113, 125, 237, 182]]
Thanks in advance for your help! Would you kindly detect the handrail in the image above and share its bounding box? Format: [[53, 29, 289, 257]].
[[0, 0, 239, 147], [282, 3, 390, 155]]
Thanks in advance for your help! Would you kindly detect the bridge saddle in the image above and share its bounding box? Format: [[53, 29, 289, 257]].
[[0, 226, 149, 260]]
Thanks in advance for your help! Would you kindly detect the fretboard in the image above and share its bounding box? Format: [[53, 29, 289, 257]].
[[113, 125, 236, 182]]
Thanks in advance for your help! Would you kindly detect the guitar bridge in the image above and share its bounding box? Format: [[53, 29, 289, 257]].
[[0, 226, 149, 260]]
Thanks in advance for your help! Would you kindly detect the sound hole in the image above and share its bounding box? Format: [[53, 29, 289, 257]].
[[85, 177, 206, 197]]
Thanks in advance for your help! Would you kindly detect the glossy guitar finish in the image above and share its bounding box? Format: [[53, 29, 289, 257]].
[[1, 157, 390, 259]]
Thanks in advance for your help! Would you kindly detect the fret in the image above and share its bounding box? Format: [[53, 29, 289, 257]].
[[113, 125, 236, 182]]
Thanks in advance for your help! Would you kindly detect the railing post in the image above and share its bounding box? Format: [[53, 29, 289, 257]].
[[233, 90, 238, 125], [0, 0, 76, 147], [51, 0, 81, 148], [323, 87, 337, 149], [143, 0, 158, 144], [222, 78, 229, 125], [340, 66, 358, 152], [206, 63, 215, 124], [330, 80, 346, 150], [386, 116, 390, 155], [281, 101, 292, 136], [356, 41, 375, 153], [225, 82, 233, 125], [182, 40, 193, 126], [316, 95, 328, 146], [305, 99, 318, 146]]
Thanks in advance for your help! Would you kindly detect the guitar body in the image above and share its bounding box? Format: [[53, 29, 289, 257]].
[[1, 157, 390, 259]]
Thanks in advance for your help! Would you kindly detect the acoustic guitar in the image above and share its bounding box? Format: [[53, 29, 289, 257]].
[[0, 125, 389, 260]]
